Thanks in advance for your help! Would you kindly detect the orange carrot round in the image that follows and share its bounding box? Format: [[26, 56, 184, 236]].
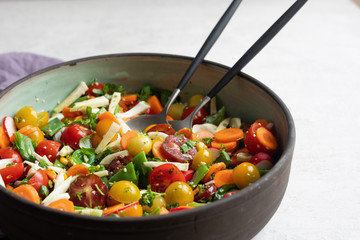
[[210, 140, 237, 152], [120, 130, 140, 150], [195, 130, 214, 141], [0, 126, 11, 149], [48, 199, 75, 213], [121, 94, 138, 103], [43, 169, 57, 181], [98, 111, 120, 124], [152, 141, 167, 160], [67, 164, 90, 177], [147, 95, 163, 114], [12, 184, 40, 204], [214, 128, 244, 143], [256, 127, 277, 151], [213, 169, 235, 188], [178, 128, 196, 140], [202, 162, 227, 183]]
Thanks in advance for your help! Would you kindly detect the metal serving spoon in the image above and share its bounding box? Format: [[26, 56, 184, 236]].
[[125, 0, 243, 131], [169, 0, 307, 131]]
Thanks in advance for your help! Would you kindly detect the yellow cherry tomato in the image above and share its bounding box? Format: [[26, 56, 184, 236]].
[[233, 162, 260, 189], [37, 111, 49, 128], [187, 94, 204, 108], [108, 181, 141, 204], [143, 196, 166, 213], [143, 124, 156, 133], [165, 181, 194, 206], [120, 203, 143, 217], [168, 103, 185, 120], [191, 148, 213, 170], [96, 118, 119, 142], [127, 135, 152, 156], [14, 106, 38, 129], [27, 127, 44, 144]]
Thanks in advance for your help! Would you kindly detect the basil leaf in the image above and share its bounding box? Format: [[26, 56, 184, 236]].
[[13, 132, 36, 162], [205, 106, 226, 125]]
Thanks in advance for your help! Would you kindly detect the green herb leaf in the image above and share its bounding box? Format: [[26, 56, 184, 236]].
[[205, 106, 226, 125], [180, 140, 197, 153], [13, 133, 36, 162]]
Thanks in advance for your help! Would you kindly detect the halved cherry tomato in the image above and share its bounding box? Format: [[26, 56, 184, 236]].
[[28, 169, 49, 192], [148, 163, 186, 193], [0, 148, 24, 184], [84, 82, 104, 96], [35, 140, 61, 163], [244, 121, 277, 155], [181, 106, 208, 125], [146, 124, 175, 135], [60, 124, 92, 149], [160, 135, 197, 164]]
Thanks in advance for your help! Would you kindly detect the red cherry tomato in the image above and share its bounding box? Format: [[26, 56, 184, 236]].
[[28, 169, 49, 192], [160, 135, 197, 164], [181, 106, 208, 125], [146, 124, 175, 135], [244, 122, 277, 155], [35, 140, 61, 163], [148, 163, 186, 193], [84, 82, 104, 96], [60, 124, 92, 149], [0, 148, 24, 184]]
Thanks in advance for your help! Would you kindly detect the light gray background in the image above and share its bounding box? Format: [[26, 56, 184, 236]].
[[1, 0, 360, 239]]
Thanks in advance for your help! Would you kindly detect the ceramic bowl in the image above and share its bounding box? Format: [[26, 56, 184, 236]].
[[0, 53, 295, 240]]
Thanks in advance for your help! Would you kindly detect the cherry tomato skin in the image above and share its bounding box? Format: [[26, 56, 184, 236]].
[[223, 190, 239, 198], [161, 135, 197, 164], [0, 148, 24, 184], [28, 169, 49, 192], [148, 163, 186, 193], [183, 170, 194, 181], [84, 82, 104, 96], [165, 181, 194, 206], [233, 162, 260, 189], [108, 181, 140, 204], [60, 124, 92, 149], [14, 106, 38, 129], [181, 106, 208, 125], [35, 140, 61, 163], [146, 124, 176, 135]]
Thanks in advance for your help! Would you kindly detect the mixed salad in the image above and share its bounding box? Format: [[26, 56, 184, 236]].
[[0, 79, 278, 217]]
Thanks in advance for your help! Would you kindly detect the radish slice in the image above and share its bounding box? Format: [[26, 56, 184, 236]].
[[249, 152, 274, 170], [3, 116, 17, 139]]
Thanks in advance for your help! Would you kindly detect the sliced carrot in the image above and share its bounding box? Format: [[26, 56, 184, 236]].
[[120, 130, 140, 150], [12, 184, 40, 204], [48, 199, 75, 213], [213, 169, 235, 188], [210, 140, 237, 152], [159, 206, 170, 215], [256, 127, 277, 150], [195, 130, 214, 141], [44, 169, 57, 181], [147, 95, 163, 115], [193, 187, 199, 196], [10, 125, 37, 143], [67, 164, 90, 177], [121, 94, 138, 103], [5, 184, 14, 191], [166, 115, 174, 121], [98, 111, 120, 124], [103, 203, 125, 216], [152, 141, 167, 160], [62, 107, 83, 118], [202, 162, 227, 183], [88, 96, 96, 100], [178, 128, 196, 140], [214, 128, 244, 143], [0, 126, 11, 149]]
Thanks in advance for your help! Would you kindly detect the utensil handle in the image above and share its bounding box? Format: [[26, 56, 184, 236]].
[[177, 0, 242, 91], [207, 0, 307, 99], [162, 0, 242, 113]]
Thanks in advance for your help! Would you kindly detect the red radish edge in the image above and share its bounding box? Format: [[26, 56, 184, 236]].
[[3, 116, 17, 139]]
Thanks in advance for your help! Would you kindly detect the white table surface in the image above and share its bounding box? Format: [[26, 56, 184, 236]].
[[1, 0, 360, 239]]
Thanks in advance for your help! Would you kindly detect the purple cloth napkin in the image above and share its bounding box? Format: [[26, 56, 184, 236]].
[[0, 52, 62, 91]]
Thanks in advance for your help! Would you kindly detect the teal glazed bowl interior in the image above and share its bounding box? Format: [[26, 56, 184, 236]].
[[0, 53, 295, 240]]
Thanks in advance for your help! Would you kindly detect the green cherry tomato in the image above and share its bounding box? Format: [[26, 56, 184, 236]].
[[108, 180, 141, 204], [165, 181, 194, 206], [127, 135, 153, 156], [143, 196, 166, 212], [233, 162, 260, 189], [14, 106, 38, 129], [191, 148, 213, 170]]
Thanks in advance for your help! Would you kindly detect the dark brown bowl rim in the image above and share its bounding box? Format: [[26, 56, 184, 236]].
[[0, 52, 295, 225]]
